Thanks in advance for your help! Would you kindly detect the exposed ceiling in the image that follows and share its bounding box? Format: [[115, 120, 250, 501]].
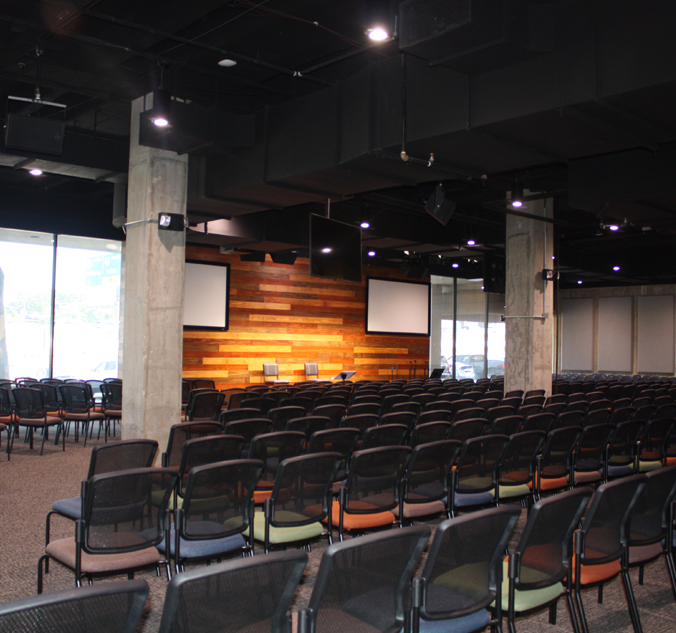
[[2, 0, 676, 289]]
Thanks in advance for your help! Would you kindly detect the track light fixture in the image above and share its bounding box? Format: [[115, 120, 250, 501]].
[[150, 88, 172, 127], [510, 181, 524, 208]]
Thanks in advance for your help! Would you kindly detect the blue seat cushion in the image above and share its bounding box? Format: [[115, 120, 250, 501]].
[[418, 609, 491, 633], [156, 524, 246, 559], [51, 496, 82, 520], [453, 491, 494, 508]]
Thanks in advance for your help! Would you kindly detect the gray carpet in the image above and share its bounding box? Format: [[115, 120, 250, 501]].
[[2, 434, 676, 633]]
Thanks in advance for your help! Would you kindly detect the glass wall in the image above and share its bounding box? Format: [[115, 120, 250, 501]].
[[430, 275, 505, 380], [0, 228, 122, 380]]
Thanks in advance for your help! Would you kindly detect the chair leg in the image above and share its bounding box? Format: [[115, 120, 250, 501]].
[[665, 551, 676, 602], [574, 587, 590, 633], [620, 570, 643, 633], [37, 555, 48, 594], [565, 591, 582, 633]]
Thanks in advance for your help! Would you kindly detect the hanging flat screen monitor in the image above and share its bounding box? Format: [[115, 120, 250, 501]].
[[366, 277, 430, 336], [183, 260, 229, 330], [309, 214, 362, 283]]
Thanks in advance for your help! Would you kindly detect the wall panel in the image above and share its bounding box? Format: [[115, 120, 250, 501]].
[[183, 246, 429, 387], [637, 295, 675, 374], [560, 298, 594, 372], [597, 296, 633, 372]]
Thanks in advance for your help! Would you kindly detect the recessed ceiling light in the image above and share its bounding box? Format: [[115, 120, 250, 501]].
[[367, 250, 376, 257], [452, 263, 459, 269], [577, 280, 583, 285], [29, 168, 43, 176], [321, 247, 332, 254], [608, 224, 620, 231], [218, 59, 237, 67], [366, 27, 389, 41], [360, 221, 370, 229], [613, 265, 620, 271], [467, 239, 476, 246], [152, 117, 169, 127]]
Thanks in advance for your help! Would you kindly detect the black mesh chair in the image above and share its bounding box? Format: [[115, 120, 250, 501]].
[[159, 549, 307, 633], [627, 464, 676, 603], [605, 420, 644, 481], [45, 439, 159, 569], [184, 389, 225, 424], [570, 423, 614, 489], [0, 387, 15, 459], [247, 431, 306, 505], [330, 445, 411, 541], [449, 434, 509, 517], [299, 524, 430, 633], [59, 383, 105, 446], [504, 487, 594, 633], [412, 506, 521, 633], [219, 407, 264, 427], [251, 452, 340, 553], [286, 415, 331, 438], [100, 381, 122, 439], [0, 579, 149, 633], [497, 430, 546, 507], [162, 422, 222, 468], [38, 467, 179, 592], [159, 459, 263, 573], [223, 418, 273, 452], [12, 387, 65, 455], [361, 423, 408, 449], [572, 475, 648, 633], [408, 421, 452, 446], [534, 426, 582, 502], [395, 439, 461, 525]]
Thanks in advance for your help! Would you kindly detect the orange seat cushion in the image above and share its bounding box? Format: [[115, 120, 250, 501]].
[[327, 500, 395, 530]]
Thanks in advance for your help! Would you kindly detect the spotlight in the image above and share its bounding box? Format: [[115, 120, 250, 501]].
[[157, 212, 187, 231], [452, 263, 459, 269], [511, 181, 524, 208], [366, 27, 389, 41], [150, 88, 172, 128], [29, 168, 43, 176], [467, 239, 476, 246], [367, 250, 376, 257], [613, 265, 620, 271], [360, 221, 370, 229], [321, 247, 332, 254], [577, 280, 583, 285], [608, 224, 620, 231]]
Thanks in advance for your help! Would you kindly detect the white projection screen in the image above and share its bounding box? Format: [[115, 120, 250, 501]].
[[183, 261, 229, 330], [366, 277, 430, 336]]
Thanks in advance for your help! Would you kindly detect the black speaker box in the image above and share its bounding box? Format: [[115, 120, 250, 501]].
[[5, 114, 65, 155], [425, 183, 456, 226]]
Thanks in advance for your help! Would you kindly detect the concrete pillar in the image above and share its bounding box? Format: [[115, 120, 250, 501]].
[[504, 195, 554, 396], [121, 95, 187, 453]]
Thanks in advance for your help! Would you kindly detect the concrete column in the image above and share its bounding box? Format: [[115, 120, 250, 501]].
[[121, 95, 187, 453], [504, 195, 554, 396]]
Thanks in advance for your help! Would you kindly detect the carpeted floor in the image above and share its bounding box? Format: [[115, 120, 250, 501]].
[[1, 433, 676, 632]]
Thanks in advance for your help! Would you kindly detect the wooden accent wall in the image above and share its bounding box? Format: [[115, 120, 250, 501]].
[[183, 246, 430, 387]]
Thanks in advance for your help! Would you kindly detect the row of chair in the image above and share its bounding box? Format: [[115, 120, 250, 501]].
[[0, 381, 122, 457], [28, 466, 676, 633]]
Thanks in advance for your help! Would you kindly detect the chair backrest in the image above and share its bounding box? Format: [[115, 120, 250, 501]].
[[498, 430, 546, 487], [305, 362, 319, 378], [628, 464, 676, 547], [340, 412, 379, 433], [177, 435, 245, 493], [178, 459, 263, 545], [306, 427, 360, 458], [401, 440, 462, 506], [448, 418, 487, 442], [409, 421, 452, 446], [312, 403, 346, 428], [263, 363, 279, 379], [35, 382, 61, 410], [539, 426, 582, 477], [88, 439, 159, 478], [578, 475, 647, 565], [361, 423, 408, 450], [512, 487, 593, 590], [454, 406, 486, 422], [342, 446, 412, 515], [0, 580, 149, 633], [12, 387, 47, 418], [219, 407, 263, 427], [186, 390, 225, 421], [572, 423, 614, 474], [415, 506, 520, 623], [286, 415, 331, 437], [267, 453, 341, 527], [159, 550, 307, 633], [453, 434, 509, 495], [520, 412, 555, 433], [301, 525, 430, 633], [247, 431, 305, 484], [101, 381, 123, 408], [58, 383, 92, 414], [223, 418, 273, 447], [192, 379, 215, 390], [0, 387, 13, 417], [163, 422, 221, 468], [489, 414, 523, 435], [82, 467, 179, 555]]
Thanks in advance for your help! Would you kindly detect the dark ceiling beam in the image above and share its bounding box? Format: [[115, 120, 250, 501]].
[[560, 106, 659, 153]]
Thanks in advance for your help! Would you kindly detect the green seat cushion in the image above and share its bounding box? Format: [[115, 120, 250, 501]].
[[249, 510, 324, 545]]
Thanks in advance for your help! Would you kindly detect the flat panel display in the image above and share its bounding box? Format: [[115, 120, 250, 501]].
[[309, 214, 362, 283], [366, 277, 430, 336], [183, 260, 229, 330]]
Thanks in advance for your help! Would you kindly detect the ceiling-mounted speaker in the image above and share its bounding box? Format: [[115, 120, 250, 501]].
[[5, 114, 65, 155], [270, 252, 297, 265], [424, 183, 456, 226]]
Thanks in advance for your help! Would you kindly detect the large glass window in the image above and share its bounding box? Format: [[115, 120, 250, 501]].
[[52, 235, 122, 380], [430, 275, 505, 380], [0, 229, 121, 380]]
